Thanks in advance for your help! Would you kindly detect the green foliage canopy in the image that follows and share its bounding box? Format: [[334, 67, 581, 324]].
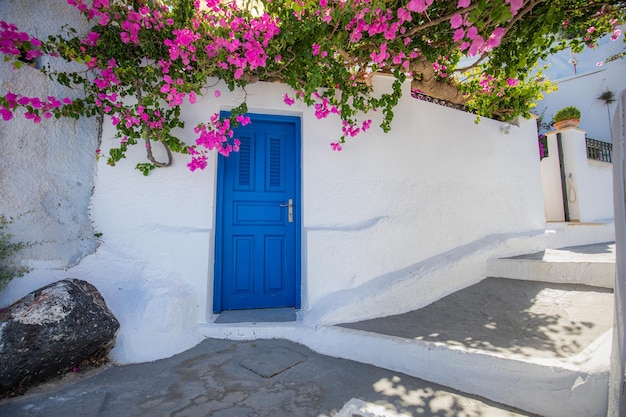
[[0, 0, 624, 173]]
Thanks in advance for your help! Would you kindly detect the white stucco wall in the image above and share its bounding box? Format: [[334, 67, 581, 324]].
[[549, 128, 615, 223], [49, 74, 544, 360], [0, 2, 548, 366], [0, 1, 99, 268], [1, 74, 548, 362], [541, 133, 566, 221]]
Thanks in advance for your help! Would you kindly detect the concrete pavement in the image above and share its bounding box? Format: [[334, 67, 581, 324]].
[[0, 338, 537, 417], [339, 276, 614, 360]]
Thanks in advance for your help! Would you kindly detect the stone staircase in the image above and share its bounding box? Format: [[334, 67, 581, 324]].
[[488, 242, 615, 288], [202, 236, 617, 417], [321, 242, 616, 417]]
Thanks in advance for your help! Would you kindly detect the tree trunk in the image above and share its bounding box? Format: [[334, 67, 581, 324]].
[[410, 57, 467, 105]]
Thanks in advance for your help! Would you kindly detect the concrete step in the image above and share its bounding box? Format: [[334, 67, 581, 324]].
[[487, 242, 615, 288], [330, 277, 614, 417], [201, 242, 617, 417]]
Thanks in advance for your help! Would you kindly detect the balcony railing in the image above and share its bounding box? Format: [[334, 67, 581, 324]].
[[586, 138, 613, 163]]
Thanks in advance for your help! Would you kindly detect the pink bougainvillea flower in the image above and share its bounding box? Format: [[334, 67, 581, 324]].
[[611, 29, 622, 41], [485, 27, 505, 50], [458, 0, 471, 7], [468, 36, 485, 56], [189, 90, 197, 104], [466, 26, 479, 40], [453, 28, 465, 42], [397, 7, 412, 23], [506, 77, 519, 87], [5, 92, 17, 107], [406, 0, 433, 13], [450, 14, 463, 29], [330, 142, 343, 151], [392, 52, 406, 65], [187, 154, 208, 172], [236, 115, 251, 126], [505, 0, 524, 15], [0, 106, 13, 121], [283, 93, 295, 106], [214, 89, 221, 98], [82, 31, 100, 46]]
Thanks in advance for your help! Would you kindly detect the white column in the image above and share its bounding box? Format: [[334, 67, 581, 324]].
[[608, 89, 626, 417]]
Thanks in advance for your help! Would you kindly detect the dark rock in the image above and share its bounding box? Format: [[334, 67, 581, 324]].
[[0, 279, 119, 397]]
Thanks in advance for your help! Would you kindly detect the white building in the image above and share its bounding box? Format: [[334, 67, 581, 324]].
[[536, 27, 626, 142], [2, 3, 622, 416], [1, 0, 616, 365]]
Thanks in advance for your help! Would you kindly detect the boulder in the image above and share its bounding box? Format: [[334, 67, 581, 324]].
[[0, 279, 120, 397]]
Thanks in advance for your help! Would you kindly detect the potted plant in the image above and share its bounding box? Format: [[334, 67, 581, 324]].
[[552, 106, 581, 129]]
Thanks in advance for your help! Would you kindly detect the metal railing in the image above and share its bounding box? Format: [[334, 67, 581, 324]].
[[539, 135, 549, 159], [586, 137, 613, 162]]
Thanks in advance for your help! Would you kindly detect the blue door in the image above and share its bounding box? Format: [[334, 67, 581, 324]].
[[214, 113, 301, 312]]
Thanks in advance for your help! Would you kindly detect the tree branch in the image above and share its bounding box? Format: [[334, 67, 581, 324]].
[[145, 136, 173, 167], [405, 3, 479, 37], [135, 79, 172, 167]]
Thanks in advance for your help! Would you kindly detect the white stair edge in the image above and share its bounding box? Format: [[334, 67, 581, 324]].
[[198, 322, 612, 417], [544, 221, 615, 248], [311, 326, 612, 417], [487, 258, 615, 288]]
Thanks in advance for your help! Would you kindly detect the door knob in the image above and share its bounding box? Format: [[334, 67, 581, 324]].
[[280, 199, 293, 223]]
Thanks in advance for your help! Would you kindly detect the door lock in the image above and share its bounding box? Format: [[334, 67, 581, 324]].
[[280, 199, 293, 223]]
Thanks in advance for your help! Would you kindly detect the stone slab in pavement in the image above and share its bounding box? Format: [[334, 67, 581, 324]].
[[0, 338, 538, 417]]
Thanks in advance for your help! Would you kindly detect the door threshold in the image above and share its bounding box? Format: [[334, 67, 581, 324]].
[[214, 308, 296, 324]]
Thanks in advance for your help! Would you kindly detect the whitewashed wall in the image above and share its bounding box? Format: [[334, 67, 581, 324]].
[[0, 3, 549, 364], [0, 1, 99, 268], [55, 75, 545, 361], [1, 73, 548, 362]]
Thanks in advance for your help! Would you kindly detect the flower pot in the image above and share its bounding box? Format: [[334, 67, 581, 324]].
[[553, 118, 580, 129]]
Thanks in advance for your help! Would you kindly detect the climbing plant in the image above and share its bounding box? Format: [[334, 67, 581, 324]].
[[0, 214, 32, 290], [0, 0, 624, 174]]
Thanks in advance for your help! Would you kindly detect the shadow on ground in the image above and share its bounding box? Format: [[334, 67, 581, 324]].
[[340, 277, 613, 359], [0, 338, 537, 417]]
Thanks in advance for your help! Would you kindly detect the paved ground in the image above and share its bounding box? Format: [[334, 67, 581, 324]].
[[340, 277, 614, 359], [0, 242, 614, 417], [0, 338, 537, 417]]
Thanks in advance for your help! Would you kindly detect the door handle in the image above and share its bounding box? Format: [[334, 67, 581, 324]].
[[280, 199, 293, 223]]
